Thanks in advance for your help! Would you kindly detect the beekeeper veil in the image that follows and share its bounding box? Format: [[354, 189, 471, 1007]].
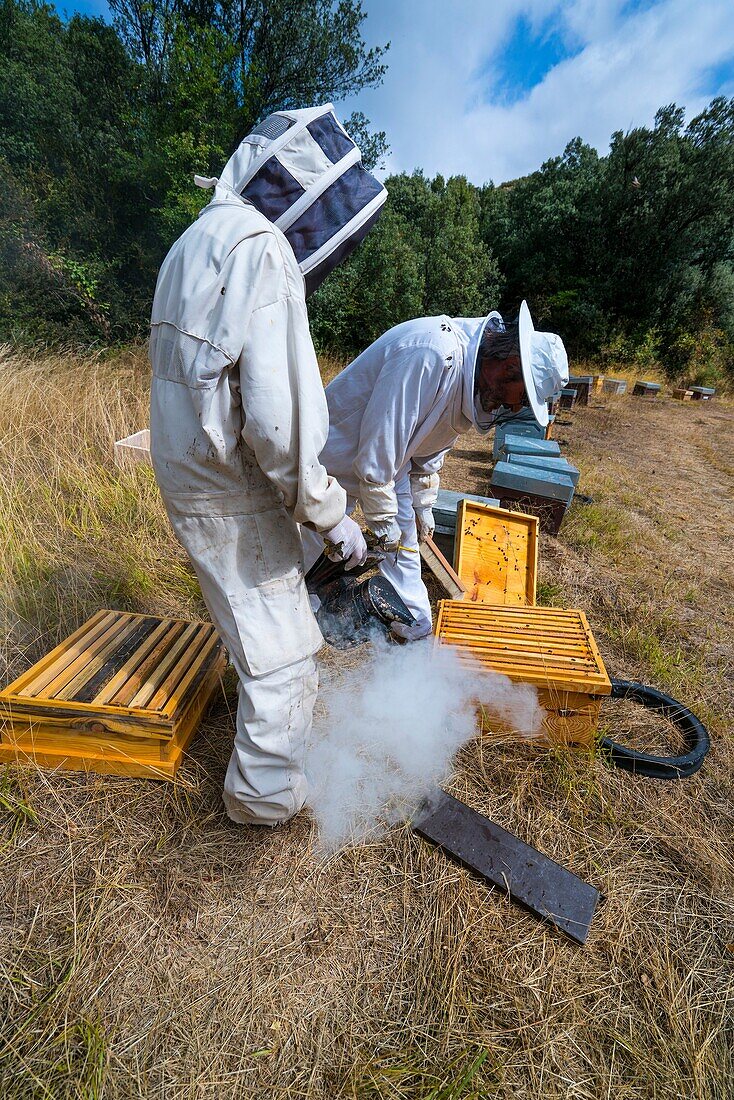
[[462, 302, 569, 432], [195, 104, 387, 295]]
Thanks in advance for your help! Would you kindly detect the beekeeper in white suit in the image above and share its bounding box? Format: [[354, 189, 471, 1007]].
[[301, 303, 569, 639], [149, 105, 387, 825]]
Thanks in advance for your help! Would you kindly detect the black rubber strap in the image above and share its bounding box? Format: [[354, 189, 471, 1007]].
[[600, 679, 710, 779]]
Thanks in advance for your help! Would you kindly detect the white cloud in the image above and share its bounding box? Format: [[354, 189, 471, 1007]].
[[341, 0, 734, 183]]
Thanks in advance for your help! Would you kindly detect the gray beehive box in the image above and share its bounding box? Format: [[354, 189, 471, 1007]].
[[492, 411, 545, 459], [491, 462, 575, 504], [602, 378, 628, 394], [500, 435, 562, 459], [434, 490, 500, 534], [507, 452, 580, 487]]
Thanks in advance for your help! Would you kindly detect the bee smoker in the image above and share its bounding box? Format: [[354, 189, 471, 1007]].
[[304, 549, 416, 649]]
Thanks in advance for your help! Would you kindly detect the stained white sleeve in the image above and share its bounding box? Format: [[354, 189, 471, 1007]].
[[238, 293, 346, 533], [410, 446, 454, 477], [352, 349, 443, 526]]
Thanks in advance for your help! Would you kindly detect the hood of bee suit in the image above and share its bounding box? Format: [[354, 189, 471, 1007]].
[[194, 104, 387, 296], [451, 312, 506, 434]]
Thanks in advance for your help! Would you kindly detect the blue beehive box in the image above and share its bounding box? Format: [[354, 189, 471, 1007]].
[[500, 435, 562, 459], [432, 489, 500, 559], [492, 462, 574, 503], [434, 490, 500, 534], [491, 461, 574, 535], [493, 462, 572, 534], [507, 452, 580, 487], [492, 412, 544, 459]]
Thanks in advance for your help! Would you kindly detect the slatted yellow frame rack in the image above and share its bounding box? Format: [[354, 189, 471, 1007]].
[[453, 500, 538, 606], [0, 610, 226, 779], [435, 601, 612, 745]]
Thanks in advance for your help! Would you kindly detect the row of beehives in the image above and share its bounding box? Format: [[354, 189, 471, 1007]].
[[433, 499, 611, 748], [562, 374, 716, 407], [485, 410, 579, 537]]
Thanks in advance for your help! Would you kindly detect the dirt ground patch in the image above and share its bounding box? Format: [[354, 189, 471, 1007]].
[[0, 352, 732, 1099]]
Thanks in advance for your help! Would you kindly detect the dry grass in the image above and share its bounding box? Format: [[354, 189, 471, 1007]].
[[0, 346, 733, 1099]]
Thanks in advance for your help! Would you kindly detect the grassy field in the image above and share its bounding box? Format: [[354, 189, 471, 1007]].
[[0, 346, 732, 1099]]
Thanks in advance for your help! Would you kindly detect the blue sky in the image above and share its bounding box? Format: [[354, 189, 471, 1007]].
[[62, 0, 734, 183]]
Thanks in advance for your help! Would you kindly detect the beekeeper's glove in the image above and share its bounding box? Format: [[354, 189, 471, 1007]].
[[323, 516, 368, 570], [367, 516, 402, 554], [410, 472, 440, 543]]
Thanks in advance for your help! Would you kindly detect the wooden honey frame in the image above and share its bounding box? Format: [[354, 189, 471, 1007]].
[[435, 601, 612, 746], [0, 610, 226, 779], [453, 500, 538, 607]]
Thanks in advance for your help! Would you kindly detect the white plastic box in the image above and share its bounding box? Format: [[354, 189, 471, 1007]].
[[114, 429, 151, 467]]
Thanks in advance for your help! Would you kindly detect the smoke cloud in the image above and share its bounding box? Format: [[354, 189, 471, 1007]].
[[306, 637, 544, 852]]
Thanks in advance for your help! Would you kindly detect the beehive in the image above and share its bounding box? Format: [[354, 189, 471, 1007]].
[[435, 601, 611, 745], [454, 501, 538, 606], [0, 610, 226, 779], [506, 452, 580, 487], [491, 462, 574, 536], [500, 435, 561, 460], [567, 374, 593, 406], [633, 380, 661, 398]]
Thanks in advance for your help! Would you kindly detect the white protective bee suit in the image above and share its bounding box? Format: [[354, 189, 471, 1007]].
[[149, 106, 385, 824], [301, 313, 505, 639]]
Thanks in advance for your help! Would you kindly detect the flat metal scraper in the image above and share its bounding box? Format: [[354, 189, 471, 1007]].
[[413, 791, 600, 945]]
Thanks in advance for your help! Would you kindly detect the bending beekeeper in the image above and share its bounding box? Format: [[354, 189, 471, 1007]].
[[149, 106, 386, 825], [301, 303, 569, 639]]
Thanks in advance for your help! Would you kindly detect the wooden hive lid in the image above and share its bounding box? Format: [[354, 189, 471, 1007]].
[[435, 600, 611, 695], [0, 609, 224, 733], [454, 500, 538, 607]]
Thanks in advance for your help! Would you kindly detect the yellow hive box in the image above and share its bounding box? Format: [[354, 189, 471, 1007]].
[[435, 601, 611, 746], [453, 500, 538, 606], [0, 610, 226, 779]]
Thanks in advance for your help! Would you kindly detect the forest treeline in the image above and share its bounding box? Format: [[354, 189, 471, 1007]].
[[3, 0, 734, 381]]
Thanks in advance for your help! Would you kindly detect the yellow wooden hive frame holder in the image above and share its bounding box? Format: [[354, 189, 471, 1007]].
[[0, 609, 226, 779]]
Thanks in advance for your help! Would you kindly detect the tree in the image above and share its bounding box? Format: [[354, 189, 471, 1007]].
[[310, 204, 425, 354], [107, 0, 388, 142], [480, 139, 608, 355], [600, 100, 734, 366], [423, 175, 502, 318], [0, 0, 388, 343], [0, 1, 145, 341]]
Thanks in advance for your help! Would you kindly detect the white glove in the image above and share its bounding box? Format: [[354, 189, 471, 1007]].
[[391, 613, 433, 641], [414, 508, 435, 543], [367, 516, 402, 553], [410, 472, 439, 544], [323, 516, 368, 571]]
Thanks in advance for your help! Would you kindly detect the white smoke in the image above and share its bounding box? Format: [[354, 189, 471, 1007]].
[[306, 637, 544, 852]]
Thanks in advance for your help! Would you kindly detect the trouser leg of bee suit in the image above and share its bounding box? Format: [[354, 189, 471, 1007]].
[[164, 502, 323, 826], [300, 479, 432, 640], [379, 472, 433, 640], [223, 653, 317, 826]]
